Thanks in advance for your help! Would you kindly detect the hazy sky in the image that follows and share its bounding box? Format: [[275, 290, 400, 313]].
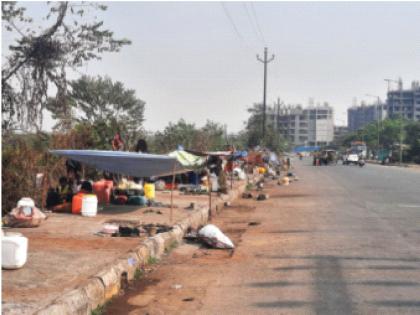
[[3, 1, 420, 132]]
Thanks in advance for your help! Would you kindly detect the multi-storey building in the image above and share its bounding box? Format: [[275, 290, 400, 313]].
[[268, 103, 334, 146], [386, 80, 420, 121], [347, 102, 387, 132]]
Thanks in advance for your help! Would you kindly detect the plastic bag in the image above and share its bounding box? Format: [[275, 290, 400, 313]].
[[198, 224, 234, 249]]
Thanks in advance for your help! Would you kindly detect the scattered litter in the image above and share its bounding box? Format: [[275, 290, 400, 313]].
[[128, 257, 137, 266], [3, 198, 47, 228], [143, 224, 172, 236], [185, 202, 196, 210], [248, 221, 260, 226], [147, 200, 174, 208], [198, 224, 234, 249], [171, 284, 183, 290], [242, 192, 253, 199], [180, 185, 208, 195], [256, 193, 269, 201], [101, 223, 119, 234], [155, 180, 166, 191], [280, 176, 290, 186], [233, 168, 246, 180], [183, 297, 194, 302], [143, 209, 163, 215], [118, 226, 140, 237]]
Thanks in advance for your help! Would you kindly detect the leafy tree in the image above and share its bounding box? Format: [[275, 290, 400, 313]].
[[49, 75, 146, 149], [2, 1, 131, 131], [196, 120, 226, 151], [150, 119, 228, 153], [404, 121, 420, 163], [153, 119, 198, 153], [244, 103, 286, 152]]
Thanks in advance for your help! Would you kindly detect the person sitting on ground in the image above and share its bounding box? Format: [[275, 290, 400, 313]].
[[57, 176, 73, 203], [80, 181, 93, 194]]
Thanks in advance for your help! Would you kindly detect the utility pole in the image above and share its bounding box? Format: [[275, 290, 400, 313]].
[[366, 94, 381, 160], [398, 78, 403, 165], [257, 47, 275, 139]]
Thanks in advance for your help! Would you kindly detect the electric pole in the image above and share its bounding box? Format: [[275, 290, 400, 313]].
[[257, 47, 275, 139]]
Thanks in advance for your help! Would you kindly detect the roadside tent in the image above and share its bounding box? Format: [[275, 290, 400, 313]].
[[168, 150, 206, 169], [50, 150, 185, 177], [50, 150, 186, 222]]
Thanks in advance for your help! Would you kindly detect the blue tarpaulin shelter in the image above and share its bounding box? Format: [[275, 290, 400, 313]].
[[293, 146, 320, 153], [50, 150, 186, 177]]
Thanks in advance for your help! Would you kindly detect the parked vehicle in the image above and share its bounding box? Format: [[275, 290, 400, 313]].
[[343, 153, 365, 167]]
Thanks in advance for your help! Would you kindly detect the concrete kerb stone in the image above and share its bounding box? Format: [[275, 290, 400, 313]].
[[35, 180, 248, 315], [95, 266, 121, 301], [35, 288, 89, 315], [81, 278, 105, 311]]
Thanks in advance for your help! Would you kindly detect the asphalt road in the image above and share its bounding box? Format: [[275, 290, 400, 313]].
[[105, 159, 420, 315]]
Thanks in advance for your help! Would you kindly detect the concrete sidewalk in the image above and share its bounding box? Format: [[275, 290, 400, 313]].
[[2, 179, 251, 315]]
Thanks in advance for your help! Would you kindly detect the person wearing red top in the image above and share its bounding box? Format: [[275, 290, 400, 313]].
[[112, 133, 124, 151]]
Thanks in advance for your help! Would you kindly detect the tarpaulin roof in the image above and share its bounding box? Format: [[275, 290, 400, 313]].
[[184, 149, 233, 157], [50, 150, 186, 177], [293, 146, 320, 153], [168, 150, 205, 168]]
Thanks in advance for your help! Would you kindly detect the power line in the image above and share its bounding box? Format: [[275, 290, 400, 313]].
[[242, 2, 264, 45], [250, 2, 266, 46], [220, 2, 248, 46]]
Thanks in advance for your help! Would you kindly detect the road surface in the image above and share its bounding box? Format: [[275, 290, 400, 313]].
[[105, 159, 420, 314]]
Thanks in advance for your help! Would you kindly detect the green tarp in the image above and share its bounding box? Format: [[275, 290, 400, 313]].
[[168, 150, 206, 169]]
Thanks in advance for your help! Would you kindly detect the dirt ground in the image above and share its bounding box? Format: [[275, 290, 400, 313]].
[[103, 182, 277, 315], [102, 160, 420, 315], [2, 182, 245, 315]]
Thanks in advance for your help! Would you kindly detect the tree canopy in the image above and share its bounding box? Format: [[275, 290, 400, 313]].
[[2, 1, 131, 131]]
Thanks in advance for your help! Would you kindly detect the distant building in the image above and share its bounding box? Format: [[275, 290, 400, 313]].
[[386, 80, 420, 121], [333, 126, 349, 142], [347, 102, 387, 132], [268, 103, 334, 146]]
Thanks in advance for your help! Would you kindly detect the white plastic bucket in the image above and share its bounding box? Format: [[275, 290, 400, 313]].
[[2, 233, 28, 269], [210, 174, 219, 192], [81, 194, 98, 217]]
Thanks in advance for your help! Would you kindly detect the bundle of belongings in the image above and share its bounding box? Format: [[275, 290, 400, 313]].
[[3, 197, 47, 228]]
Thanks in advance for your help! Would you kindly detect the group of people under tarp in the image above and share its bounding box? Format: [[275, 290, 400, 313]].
[[46, 133, 150, 212]]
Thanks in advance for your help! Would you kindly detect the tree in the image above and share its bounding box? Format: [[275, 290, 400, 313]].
[[2, 1, 131, 131], [197, 120, 226, 151], [404, 121, 420, 163], [153, 119, 198, 153], [54, 75, 146, 149], [244, 103, 286, 152]]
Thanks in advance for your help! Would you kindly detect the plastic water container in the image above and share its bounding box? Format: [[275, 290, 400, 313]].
[[144, 183, 155, 200], [2, 232, 28, 269], [210, 174, 219, 192], [72, 192, 85, 214], [81, 194, 98, 217]]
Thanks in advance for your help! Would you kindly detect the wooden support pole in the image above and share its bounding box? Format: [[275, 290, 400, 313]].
[[207, 157, 212, 220], [170, 161, 176, 224]]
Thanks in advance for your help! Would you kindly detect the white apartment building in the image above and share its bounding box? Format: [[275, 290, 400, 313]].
[[268, 103, 334, 146]]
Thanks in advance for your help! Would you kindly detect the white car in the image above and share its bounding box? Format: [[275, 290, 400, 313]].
[[343, 153, 365, 166]]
